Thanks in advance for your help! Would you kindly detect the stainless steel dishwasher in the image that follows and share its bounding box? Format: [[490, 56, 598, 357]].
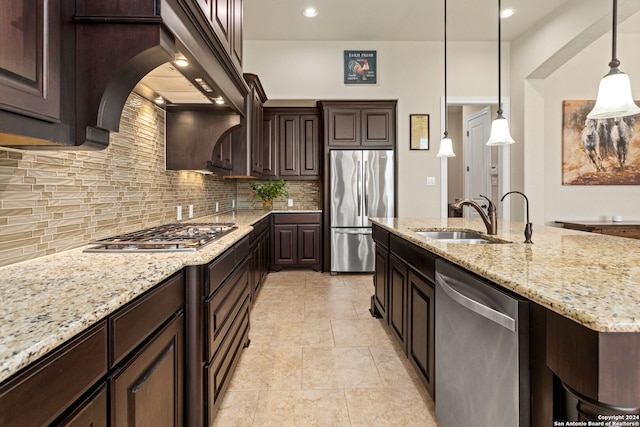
[[435, 260, 530, 427]]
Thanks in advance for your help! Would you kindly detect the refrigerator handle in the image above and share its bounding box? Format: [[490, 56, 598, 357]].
[[357, 160, 362, 217], [364, 160, 369, 215]]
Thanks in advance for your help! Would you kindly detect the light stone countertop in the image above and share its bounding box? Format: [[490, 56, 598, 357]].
[[0, 209, 320, 383], [370, 217, 640, 334]]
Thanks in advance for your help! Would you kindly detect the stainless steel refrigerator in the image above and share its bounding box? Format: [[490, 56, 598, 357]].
[[330, 150, 394, 273]]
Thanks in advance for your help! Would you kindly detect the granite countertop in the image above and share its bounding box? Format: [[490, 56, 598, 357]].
[[370, 217, 640, 334], [0, 209, 320, 383]]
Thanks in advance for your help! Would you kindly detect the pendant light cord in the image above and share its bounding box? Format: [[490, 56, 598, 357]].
[[609, 0, 620, 69], [443, 0, 448, 137], [497, 0, 503, 116]]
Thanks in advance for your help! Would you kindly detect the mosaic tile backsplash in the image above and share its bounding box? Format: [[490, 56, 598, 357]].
[[0, 93, 237, 267], [0, 92, 321, 267]]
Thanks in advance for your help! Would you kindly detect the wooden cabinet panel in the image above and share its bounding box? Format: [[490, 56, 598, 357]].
[[327, 108, 360, 147], [58, 384, 108, 427], [300, 114, 320, 176], [298, 224, 321, 265], [389, 255, 407, 353], [251, 91, 264, 174], [211, 132, 233, 171], [110, 272, 184, 366], [362, 108, 394, 147], [0, 1, 61, 120], [272, 214, 322, 270], [111, 312, 184, 427], [262, 114, 277, 177], [274, 224, 297, 266], [0, 322, 108, 427], [206, 298, 250, 424], [205, 259, 249, 360], [373, 243, 389, 320], [279, 114, 300, 176], [212, 0, 231, 46], [408, 271, 435, 397], [231, 0, 243, 71]]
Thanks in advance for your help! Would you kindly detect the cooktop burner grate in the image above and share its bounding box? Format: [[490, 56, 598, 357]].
[[84, 223, 237, 252]]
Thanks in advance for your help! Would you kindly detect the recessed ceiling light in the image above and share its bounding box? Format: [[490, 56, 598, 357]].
[[500, 8, 515, 18], [214, 97, 225, 105], [154, 96, 165, 105], [303, 7, 318, 18]]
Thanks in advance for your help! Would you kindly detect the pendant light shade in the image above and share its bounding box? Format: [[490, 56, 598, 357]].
[[436, 137, 455, 157], [436, 0, 456, 157], [486, 0, 514, 146], [587, 0, 640, 119], [486, 116, 515, 146]]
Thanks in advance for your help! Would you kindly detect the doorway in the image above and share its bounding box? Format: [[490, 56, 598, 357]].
[[464, 107, 492, 218], [439, 96, 511, 220]]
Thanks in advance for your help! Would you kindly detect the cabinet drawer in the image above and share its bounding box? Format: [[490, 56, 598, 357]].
[[0, 321, 108, 427], [206, 299, 250, 424], [206, 259, 250, 361], [57, 383, 108, 427], [207, 246, 237, 297], [272, 212, 321, 224], [110, 272, 184, 366], [390, 234, 436, 283], [372, 224, 390, 249]]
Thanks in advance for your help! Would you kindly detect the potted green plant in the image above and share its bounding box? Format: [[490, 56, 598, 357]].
[[249, 179, 289, 210]]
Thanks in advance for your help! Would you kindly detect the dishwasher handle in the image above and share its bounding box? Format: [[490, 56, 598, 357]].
[[436, 272, 516, 332]]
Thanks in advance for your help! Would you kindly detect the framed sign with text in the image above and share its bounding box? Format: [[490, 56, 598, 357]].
[[410, 114, 430, 150], [344, 50, 377, 84]]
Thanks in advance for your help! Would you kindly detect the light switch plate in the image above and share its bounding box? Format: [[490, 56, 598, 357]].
[[232, 199, 236, 209], [426, 177, 436, 186], [288, 198, 294, 207], [215, 202, 219, 212], [188, 205, 194, 218], [176, 206, 182, 221]]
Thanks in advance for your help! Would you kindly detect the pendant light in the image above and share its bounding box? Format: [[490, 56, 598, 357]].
[[587, 0, 640, 119], [436, 0, 455, 157], [486, 0, 515, 146]]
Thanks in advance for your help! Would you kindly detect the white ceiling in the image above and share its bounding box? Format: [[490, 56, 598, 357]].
[[243, 0, 574, 42]]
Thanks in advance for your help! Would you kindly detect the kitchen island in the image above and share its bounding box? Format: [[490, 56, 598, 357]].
[[369, 217, 640, 423]]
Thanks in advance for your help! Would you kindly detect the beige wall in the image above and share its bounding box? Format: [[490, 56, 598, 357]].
[[244, 40, 504, 218], [541, 32, 640, 223], [0, 93, 237, 267]]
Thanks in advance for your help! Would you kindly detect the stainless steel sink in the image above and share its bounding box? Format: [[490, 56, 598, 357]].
[[414, 230, 504, 244]]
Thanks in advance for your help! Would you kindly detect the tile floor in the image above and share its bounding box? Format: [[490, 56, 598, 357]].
[[212, 270, 440, 427]]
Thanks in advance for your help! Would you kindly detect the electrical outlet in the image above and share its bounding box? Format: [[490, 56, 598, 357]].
[[215, 202, 219, 212], [232, 199, 236, 209], [176, 206, 182, 221], [188, 204, 194, 218], [288, 198, 294, 207], [426, 177, 436, 186]]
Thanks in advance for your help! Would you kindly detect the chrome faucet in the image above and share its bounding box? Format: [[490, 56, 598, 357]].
[[500, 191, 533, 243], [452, 195, 497, 235]]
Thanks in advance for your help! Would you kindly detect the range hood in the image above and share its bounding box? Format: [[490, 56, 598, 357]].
[[2, 0, 247, 150]]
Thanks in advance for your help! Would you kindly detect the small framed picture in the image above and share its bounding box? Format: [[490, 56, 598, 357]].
[[410, 114, 430, 150], [344, 50, 377, 84]]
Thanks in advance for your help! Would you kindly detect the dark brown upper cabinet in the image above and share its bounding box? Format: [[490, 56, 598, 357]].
[[195, 0, 243, 74], [262, 107, 321, 180], [0, 0, 247, 150], [209, 73, 266, 177], [320, 101, 396, 149]]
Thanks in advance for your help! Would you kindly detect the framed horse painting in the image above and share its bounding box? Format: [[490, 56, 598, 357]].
[[562, 100, 640, 185]]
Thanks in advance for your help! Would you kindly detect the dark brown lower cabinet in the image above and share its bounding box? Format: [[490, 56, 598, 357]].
[[111, 312, 184, 427], [389, 255, 407, 352], [271, 213, 322, 271], [58, 384, 108, 427], [372, 242, 389, 320], [407, 271, 435, 397]]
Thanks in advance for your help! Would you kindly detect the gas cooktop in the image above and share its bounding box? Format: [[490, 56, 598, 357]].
[[84, 223, 237, 253]]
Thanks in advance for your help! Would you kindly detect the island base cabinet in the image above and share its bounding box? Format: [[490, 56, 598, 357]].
[[407, 271, 435, 397], [111, 312, 184, 427], [371, 243, 389, 320], [389, 255, 407, 353]]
